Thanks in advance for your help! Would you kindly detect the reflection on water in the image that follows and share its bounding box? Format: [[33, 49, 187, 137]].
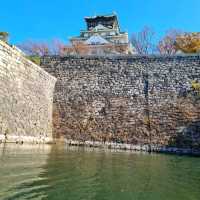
[[0, 144, 200, 200], [0, 143, 51, 200]]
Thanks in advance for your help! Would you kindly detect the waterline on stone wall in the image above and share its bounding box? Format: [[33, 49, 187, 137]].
[[63, 139, 200, 156], [1, 135, 199, 156], [0, 134, 54, 144]]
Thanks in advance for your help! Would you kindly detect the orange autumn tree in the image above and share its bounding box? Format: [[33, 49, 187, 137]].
[[175, 33, 200, 53]]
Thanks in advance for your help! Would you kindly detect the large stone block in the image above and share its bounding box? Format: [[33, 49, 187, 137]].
[[0, 41, 56, 144], [41, 55, 200, 148]]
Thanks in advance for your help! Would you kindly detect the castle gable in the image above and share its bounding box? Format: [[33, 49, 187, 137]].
[[85, 34, 110, 45]]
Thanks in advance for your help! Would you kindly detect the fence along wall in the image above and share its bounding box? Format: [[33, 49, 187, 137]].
[[41, 55, 200, 148], [0, 41, 56, 143]]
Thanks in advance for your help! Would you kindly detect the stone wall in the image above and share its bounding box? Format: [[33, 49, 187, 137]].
[[41, 55, 200, 148], [0, 41, 56, 143]]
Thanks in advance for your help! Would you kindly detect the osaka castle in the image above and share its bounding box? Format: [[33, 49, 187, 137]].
[[64, 13, 136, 55]]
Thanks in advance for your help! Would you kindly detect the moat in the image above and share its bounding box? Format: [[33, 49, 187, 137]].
[[0, 144, 200, 200]]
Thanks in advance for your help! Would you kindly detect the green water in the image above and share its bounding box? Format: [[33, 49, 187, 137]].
[[0, 144, 200, 200]]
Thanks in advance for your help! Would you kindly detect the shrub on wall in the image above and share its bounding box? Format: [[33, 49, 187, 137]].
[[0, 32, 9, 43], [191, 80, 200, 91], [26, 56, 41, 65]]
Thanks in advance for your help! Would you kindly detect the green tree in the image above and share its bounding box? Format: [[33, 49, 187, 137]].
[[0, 32, 9, 43]]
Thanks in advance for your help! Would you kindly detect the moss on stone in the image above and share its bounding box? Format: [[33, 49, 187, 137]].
[[27, 56, 41, 65], [191, 80, 200, 90]]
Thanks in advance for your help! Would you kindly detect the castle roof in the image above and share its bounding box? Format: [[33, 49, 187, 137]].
[[92, 24, 109, 31], [84, 13, 120, 30], [85, 14, 117, 20], [84, 34, 110, 45]]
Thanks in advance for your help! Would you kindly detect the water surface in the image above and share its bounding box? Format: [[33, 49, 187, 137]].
[[0, 144, 200, 200]]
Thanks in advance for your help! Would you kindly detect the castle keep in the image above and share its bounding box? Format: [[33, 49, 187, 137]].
[[68, 14, 135, 55]]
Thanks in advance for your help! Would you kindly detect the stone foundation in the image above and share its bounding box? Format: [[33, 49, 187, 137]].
[[0, 41, 56, 143], [41, 55, 200, 149]]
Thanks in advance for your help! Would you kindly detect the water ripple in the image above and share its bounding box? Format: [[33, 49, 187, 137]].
[[0, 144, 200, 200]]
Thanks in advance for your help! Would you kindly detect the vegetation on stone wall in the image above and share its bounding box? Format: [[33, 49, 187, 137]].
[[191, 80, 200, 91], [26, 56, 41, 65], [0, 32, 9, 43]]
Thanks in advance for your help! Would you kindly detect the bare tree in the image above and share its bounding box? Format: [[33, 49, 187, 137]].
[[131, 26, 155, 55], [50, 39, 65, 55], [18, 40, 50, 56], [157, 29, 182, 55], [18, 39, 66, 56]]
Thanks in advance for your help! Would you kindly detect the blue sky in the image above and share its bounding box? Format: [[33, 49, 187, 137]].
[[1, 0, 200, 44]]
